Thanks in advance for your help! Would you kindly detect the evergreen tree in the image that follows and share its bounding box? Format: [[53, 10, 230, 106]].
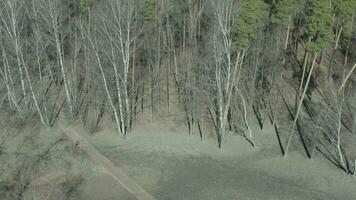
[[271, 0, 302, 27], [305, 0, 333, 53], [144, 0, 156, 19], [333, 0, 356, 64], [66, 0, 96, 13], [334, 0, 356, 38], [232, 0, 268, 52], [271, 0, 304, 60]]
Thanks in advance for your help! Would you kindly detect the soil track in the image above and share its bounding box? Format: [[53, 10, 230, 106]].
[[59, 121, 155, 200]]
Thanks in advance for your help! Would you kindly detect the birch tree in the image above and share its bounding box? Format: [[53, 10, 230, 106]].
[[284, 0, 333, 157], [0, 42, 22, 115], [0, 0, 28, 110], [180, 0, 205, 135], [84, 18, 124, 135], [0, 0, 46, 124], [85, 0, 142, 135], [208, 0, 267, 148], [39, 0, 74, 114]]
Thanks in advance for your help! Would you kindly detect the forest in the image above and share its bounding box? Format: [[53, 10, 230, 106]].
[[0, 0, 356, 199]]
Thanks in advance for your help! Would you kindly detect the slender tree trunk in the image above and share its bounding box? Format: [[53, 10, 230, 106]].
[[171, 30, 180, 101], [296, 51, 309, 112], [236, 88, 254, 147], [1, 50, 22, 115], [284, 53, 318, 157], [50, 6, 73, 114], [6, 1, 28, 108], [110, 43, 126, 135], [222, 52, 243, 132], [149, 64, 154, 121], [166, 34, 171, 113], [157, 20, 162, 106], [131, 37, 136, 127], [334, 27, 343, 50], [336, 89, 346, 170], [344, 38, 351, 66], [282, 16, 291, 65], [34, 31, 49, 122], [88, 34, 122, 135], [22, 57, 46, 125], [14, 41, 27, 108], [338, 63, 356, 92]]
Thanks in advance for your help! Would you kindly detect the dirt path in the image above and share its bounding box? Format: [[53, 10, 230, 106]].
[[58, 122, 155, 200]]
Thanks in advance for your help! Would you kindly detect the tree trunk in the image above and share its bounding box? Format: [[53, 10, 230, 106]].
[[110, 43, 126, 135], [344, 38, 351, 66], [334, 27, 343, 50], [23, 58, 46, 125], [295, 51, 309, 112], [282, 16, 291, 65], [336, 90, 346, 170], [338, 63, 356, 92], [52, 13, 73, 114], [88, 35, 123, 135], [284, 53, 318, 157], [236, 88, 254, 147]]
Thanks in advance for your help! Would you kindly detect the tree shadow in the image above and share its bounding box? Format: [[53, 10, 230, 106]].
[[253, 105, 264, 130], [315, 145, 346, 173], [273, 123, 285, 155], [279, 90, 311, 158]]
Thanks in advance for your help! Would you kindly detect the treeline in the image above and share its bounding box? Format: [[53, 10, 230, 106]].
[[0, 0, 356, 174]]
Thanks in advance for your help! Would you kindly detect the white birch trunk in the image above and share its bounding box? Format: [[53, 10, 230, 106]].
[[285, 54, 318, 157], [49, 1, 73, 114], [89, 39, 123, 135]]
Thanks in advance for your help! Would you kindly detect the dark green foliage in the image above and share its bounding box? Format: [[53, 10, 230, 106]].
[[305, 0, 333, 52], [65, 0, 96, 13], [232, 0, 268, 52], [144, 0, 156, 19], [271, 0, 303, 27], [333, 0, 356, 38]]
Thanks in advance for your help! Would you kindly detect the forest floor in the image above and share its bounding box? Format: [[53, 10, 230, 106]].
[[58, 119, 154, 200], [2, 55, 356, 200], [2, 98, 356, 199], [63, 111, 355, 200]]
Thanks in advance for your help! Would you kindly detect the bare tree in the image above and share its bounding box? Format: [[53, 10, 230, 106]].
[[84, 0, 142, 135], [40, 0, 74, 114], [0, 0, 46, 124], [0, 0, 28, 109], [84, 19, 124, 136], [205, 0, 251, 148], [284, 54, 318, 157], [0, 44, 22, 115]]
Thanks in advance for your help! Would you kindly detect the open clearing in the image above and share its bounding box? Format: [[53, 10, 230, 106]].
[[64, 117, 356, 200], [1, 106, 356, 200]]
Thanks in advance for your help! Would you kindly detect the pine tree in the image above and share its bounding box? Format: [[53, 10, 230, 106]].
[[305, 0, 333, 53], [334, 0, 356, 38], [271, 0, 302, 27], [232, 0, 268, 52], [144, 0, 156, 19], [80, 0, 96, 12], [333, 0, 356, 64], [271, 0, 303, 50], [65, 0, 96, 13]]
